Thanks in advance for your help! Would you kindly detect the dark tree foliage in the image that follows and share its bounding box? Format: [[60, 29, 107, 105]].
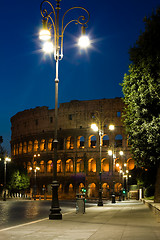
[[122, 8, 160, 168], [8, 170, 30, 193], [129, 9, 160, 65]]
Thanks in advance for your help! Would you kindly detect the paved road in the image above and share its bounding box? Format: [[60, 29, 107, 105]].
[[0, 199, 95, 229], [0, 200, 160, 240]]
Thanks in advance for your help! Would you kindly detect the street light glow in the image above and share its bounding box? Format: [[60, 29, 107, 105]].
[[39, 29, 51, 41], [109, 124, 115, 130], [119, 151, 123, 155], [91, 123, 98, 132], [43, 41, 54, 53], [108, 150, 112, 156], [5, 157, 11, 162], [35, 167, 40, 172], [78, 35, 90, 48]]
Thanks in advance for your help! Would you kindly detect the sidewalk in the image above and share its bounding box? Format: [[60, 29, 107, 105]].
[[0, 200, 160, 240]]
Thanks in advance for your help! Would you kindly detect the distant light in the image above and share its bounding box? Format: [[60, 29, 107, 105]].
[[39, 29, 51, 41], [109, 125, 115, 131], [43, 41, 54, 53], [34, 154, 40, 157], [108, 150, 112, 156], [119, 151, 123, 156], [78, 36, 90, 48], [4, 157, 11, 163], [91, 123, 98, 132]]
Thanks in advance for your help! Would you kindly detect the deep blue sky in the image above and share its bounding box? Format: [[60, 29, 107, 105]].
[[0, 0, 160, 153]]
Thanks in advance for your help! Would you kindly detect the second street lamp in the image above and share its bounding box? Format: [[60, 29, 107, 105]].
[[2, 157, 11, 201], [91, 123, 103, 206], [39, 0, 90, 220]]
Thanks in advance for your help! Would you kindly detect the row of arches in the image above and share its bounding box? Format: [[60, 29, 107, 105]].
[[27, 158, 134, 174], [12, 134, 123, 155], [42, 182, 123, 198]]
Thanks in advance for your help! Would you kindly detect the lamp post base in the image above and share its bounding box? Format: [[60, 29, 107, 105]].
[[49, 180, 62, 220], [3, 191, 6, 201], [49, 208, 62, 220], [97, 189, 103, 206], [97, 200, 103, 206], [98, 175, 103, 206]]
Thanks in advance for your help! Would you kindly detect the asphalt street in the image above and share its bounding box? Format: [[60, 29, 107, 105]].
[[0, 199, 95, 229]]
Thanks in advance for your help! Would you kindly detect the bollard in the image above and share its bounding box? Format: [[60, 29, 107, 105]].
[[112, 194, 116, 203], [76, 193, 85, 214]]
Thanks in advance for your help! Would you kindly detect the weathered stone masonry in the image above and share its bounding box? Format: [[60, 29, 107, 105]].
[[10, 98, 134, 199]]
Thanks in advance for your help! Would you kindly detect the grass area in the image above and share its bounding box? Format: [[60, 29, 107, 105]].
[[144, 196, 154, 200]]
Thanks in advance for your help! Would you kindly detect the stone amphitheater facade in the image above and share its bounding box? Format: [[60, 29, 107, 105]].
[[11, 98, 134, 199]]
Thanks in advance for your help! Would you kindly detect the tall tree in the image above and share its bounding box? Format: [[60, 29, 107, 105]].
[[8, 170, 30, 194], [122, 8, 160, 202]]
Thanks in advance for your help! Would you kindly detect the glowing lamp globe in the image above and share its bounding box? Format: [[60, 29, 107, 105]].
[[78, 36, 90, 48], [109, 125, 115, 131], [39, 29, 51, 41], [43, 41, 54, 53], [91, 123, 98, 132]]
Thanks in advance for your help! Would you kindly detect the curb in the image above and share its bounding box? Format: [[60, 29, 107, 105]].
[[142, 199, 160, 222]]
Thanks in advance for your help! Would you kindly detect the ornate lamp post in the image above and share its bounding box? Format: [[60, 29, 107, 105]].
[[3, 157, 11, 201], [108, 124, 124, 203], [91, 123, 103, 206], [39, 0, 90, 220], [91, 108, 106, 206], [123, 164, 131, 199], [29, 166, 40, 200]]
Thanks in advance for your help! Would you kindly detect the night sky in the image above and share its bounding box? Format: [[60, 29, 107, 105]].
[[0, 0, 160, 153]]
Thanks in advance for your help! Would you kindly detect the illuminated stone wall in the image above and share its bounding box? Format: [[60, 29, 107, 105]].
[[10, 98, 134, 199]]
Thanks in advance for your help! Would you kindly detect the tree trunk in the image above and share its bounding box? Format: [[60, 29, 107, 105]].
[[154, 163, 160, 203]]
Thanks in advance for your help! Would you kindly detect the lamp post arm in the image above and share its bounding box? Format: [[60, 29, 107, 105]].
[[40, 0, 57, 55], [94, 110, 107, 131], [60, 7, 90, 59], [61, 7, 90, 32], [40, 0, 56, 31]]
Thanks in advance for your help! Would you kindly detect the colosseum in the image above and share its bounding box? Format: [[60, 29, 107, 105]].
[[10, 98, 134, 199]]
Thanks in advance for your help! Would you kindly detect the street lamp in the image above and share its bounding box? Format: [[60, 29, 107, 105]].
[[91, 123, 103, 206], [108, 128, 124, 203], [108, 124, 124, 172], [109, 124, 115, 131], [123, 163, 131, 199], [30, 166, 40, 200], [39, 0, 90, 220], [2, 157, 11, 201]]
